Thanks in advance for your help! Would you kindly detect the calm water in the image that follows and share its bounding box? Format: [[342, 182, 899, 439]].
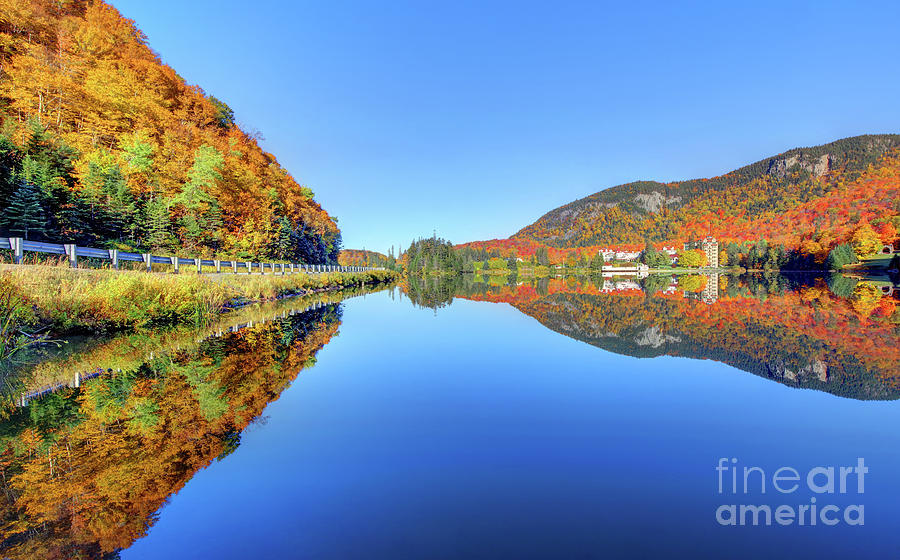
[[2, 274, 899, 559]]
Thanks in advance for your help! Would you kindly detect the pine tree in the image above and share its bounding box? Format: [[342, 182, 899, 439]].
[[2, 180, 46, 239], [146, 196, 175, 251], [276, 217, 293, 259], [174, 144, 224, 249]]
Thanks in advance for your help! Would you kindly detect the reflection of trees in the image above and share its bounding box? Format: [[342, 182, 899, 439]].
[[0, 305, 342, 559], [5, 287, 375, 403], [402, 275, 463, 310]]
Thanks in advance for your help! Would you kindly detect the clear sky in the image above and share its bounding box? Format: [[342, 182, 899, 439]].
[[111, 0, 900, 254]]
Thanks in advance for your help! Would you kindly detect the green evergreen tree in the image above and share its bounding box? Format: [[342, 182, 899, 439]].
[[174, 144, 224, 249], [2, 180, 46, 239], [0, 133, 20, 210], [146, 196, 175, 251], [825, 243, 858, 270], [275, 216, 294, 260]]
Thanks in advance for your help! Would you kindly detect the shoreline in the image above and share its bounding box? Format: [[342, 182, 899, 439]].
[[0, 265, 398, 337]]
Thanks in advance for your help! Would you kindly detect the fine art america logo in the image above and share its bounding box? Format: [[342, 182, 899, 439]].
[[715, 458, 867, 526]]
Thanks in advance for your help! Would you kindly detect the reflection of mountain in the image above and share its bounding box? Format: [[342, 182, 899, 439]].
[[521, 292, 897, 400], [0, 303, 343, 559], [437, 274, 900, 401]]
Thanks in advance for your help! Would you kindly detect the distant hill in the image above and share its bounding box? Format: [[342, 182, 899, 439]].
[[338, 249, 391, 267], [0, 1, 341, 262], [513, 134, 900, 252]]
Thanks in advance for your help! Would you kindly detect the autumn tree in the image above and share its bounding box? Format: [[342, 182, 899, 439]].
[[850, 222, 882, 256], [678, 249, 707, 268]]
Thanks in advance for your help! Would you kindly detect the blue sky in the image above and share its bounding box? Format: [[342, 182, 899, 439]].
[[111, 0, 900, 254]]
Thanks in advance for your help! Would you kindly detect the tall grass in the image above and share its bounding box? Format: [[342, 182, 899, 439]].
[[0, 266, 397, 333], [213, 269, 398, 300], [1, 266, 231, 331], [0, 275, 41, 361]]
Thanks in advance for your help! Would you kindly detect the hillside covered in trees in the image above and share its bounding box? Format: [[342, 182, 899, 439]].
[[0, 0, 341, 263], [513, 135, 900, 261], [338, 248, 398, 270]]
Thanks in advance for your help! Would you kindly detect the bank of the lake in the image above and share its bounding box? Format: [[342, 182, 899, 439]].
[[0, 265, 397, 335]]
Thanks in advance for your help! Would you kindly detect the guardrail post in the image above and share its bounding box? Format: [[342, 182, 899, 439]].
[[64, 244, 78, 268], [143, 253, 152, 272], [9, 238, 23, 264], [215, 259, 222, 273], [74, 371, 80, 388], [246, 261, 252, 274], [231, 261, 237, 273], [280, 263, 285, 275], [171, 256, 179, 274], [108, 249, 119, 270], [290, 263, 295, 274], [195, 258, 202, 274]]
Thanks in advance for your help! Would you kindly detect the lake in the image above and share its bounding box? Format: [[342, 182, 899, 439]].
[[1, 273, 899, 559]]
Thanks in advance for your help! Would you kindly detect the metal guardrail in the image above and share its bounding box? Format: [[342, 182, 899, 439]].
[[3, 237, 382, 274]]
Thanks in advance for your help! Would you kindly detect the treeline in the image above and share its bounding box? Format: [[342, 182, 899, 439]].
[[404, 236, 462, 275], [404, 235, 611, 275], [338, 248, 400, 270], [0, 1, 341, 263]]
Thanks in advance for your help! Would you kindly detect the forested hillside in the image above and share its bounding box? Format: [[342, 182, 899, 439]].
[[0, 0, 341, 263], [338, 248, 398, 270], [514, 135, 900, 257]]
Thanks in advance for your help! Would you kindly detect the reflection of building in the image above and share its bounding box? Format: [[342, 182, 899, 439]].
[[681, 273, 719, 304], [683, 237, 719, 268], [702, 273, 719, 304], [600, 280, 642, 292], [601, 264, 649, 278]]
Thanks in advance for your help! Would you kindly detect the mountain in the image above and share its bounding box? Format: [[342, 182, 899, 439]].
[[513, 134, 900, 253], [0, 0, 341, 262]]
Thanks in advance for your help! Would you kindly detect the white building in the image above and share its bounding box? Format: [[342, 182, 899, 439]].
[[598, 248, 641, 261]]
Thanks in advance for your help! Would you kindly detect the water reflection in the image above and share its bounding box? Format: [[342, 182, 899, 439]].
[[404, 273, 900, 400], [0, 286, 383, 559]]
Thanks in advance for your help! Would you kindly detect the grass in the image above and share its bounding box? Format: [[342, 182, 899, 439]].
[[0, 265, 398, 334], [212, 269, 397, 300], [0, 276, 44, 361]]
